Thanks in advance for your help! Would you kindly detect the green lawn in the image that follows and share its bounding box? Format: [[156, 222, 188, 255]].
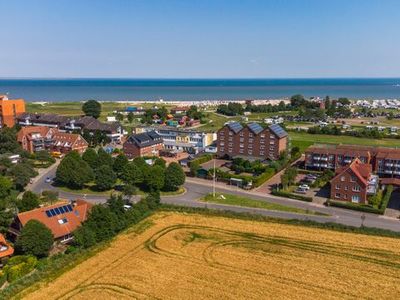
[[199, 112, 241, 132], [289, 131, 400, 148], [200, 193, 326, 215]]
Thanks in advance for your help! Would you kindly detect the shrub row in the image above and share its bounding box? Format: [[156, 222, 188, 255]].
[[188, 154, 214, 167], [213, 167, 275, 188], [2, 255, 38, 283], [271, 190, 313, 202], [297, 169, 323, 175]]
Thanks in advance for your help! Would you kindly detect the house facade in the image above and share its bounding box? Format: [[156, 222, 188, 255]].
[[17, 126, 88, 154], [217, 122, 288, 160], [123, 131, 163, 158], [330, 158, 378, 204], [0, 95, 26, 128]]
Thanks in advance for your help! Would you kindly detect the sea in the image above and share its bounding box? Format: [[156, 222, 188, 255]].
[[1, 78, 400, 102]]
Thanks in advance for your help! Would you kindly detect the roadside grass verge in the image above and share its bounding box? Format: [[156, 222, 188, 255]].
[[199, 193, 327, 216]]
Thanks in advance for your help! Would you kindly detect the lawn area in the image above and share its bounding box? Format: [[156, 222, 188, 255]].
[[199, 112, 240, 132], [289, 131, 400, 148], [200, 193, 326, 215]]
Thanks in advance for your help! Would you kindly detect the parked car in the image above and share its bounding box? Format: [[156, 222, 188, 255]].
[[295, 188, 307, 194], [306, 174, 318, 180], [298, 184, 310, 190], [45, 177, 52, 183]]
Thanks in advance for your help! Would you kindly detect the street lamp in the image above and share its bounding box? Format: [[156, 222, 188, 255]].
[[361, 214, 366, 227]]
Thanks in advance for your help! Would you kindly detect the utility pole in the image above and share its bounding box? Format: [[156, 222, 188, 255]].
[[213, 159, 216, 198]]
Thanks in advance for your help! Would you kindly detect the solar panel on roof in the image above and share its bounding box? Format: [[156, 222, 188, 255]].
[[227, 122, 243, 133], [54, 207, 61, 215], [59, 206, 65, 214], [49, 209, 56, 217], [248, 123, 263, 135], [66, 204, 73, 212], [45, 211, 52, 217], [269, 124, 288, 138]]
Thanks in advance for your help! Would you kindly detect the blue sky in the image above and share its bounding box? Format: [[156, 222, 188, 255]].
[[1, 0, 399, 78]]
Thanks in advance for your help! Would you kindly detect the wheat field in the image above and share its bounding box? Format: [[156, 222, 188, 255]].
[[23, 212, 400, 299]]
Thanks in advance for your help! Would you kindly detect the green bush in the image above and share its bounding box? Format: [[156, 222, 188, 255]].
[[3, 255, 37, 283], [271, 190, 313, 202], [328, 200, 382, 214], [0, 271, 7, 287]]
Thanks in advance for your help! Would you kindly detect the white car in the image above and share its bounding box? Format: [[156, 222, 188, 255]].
[[298, 184, 310, 190]]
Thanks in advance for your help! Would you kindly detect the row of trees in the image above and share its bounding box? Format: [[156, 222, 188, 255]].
[[56, 149, 186, 193], [216, 102, 245, 116], [307, 125, 386, 139]]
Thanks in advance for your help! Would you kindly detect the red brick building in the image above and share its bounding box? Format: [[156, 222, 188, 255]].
[[330, 158, 378, 204], [305, 144, 400, 178], [217, 122, 288, 160], [123, 131, 163, 159], [17, 126, 88, 154]]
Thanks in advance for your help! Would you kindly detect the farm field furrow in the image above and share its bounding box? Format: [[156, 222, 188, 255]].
[[23, 212, 400, 300]]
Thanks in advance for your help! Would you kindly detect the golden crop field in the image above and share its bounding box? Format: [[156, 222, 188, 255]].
[[23, 212, 400, 300]]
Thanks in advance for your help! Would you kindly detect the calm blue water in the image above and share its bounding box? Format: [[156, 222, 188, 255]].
[[1, 78, 400, 102]]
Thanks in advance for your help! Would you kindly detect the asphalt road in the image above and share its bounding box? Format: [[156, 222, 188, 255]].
[[30, 165, 400, 232]]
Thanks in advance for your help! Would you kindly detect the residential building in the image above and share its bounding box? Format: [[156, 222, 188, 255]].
[[171, 106, 190, 114], [123, 131, 163, 158], [135, 125, 216, 154], [17, 113, 123, 143], [217, 122, 288, 160], [17, 126, 88, 154], [0, 234, 14, 260], [10, 200, 92, 243], [305, 144, 400, 178], [330, 158, 378, 204], [0, 95, 26, 128]]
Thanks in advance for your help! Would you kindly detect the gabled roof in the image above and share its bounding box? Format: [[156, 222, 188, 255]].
[[247, 123, 264, 135], [269, 124, 288, 138], [226, 122, 243, 133], [126, 131, 162, 148], [17, 200, 92, 239], [17, 126, 52, 143], [332, 158, 371, 186], [52, 132, 88, 148]]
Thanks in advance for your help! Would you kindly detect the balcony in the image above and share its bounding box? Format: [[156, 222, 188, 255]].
[[313, 156, 321, 161], [384, 170, 393, 174], [313, 163, 321, 167], [385, 163, 394, 167], [343, 159, 352, 164], [320, 157, 328, 161]]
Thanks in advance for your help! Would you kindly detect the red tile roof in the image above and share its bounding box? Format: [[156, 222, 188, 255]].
[[17, 200, 92, 239], [0, 234, 14, 258], [17, 126, 52, 143], [380, 178, 400, 186], [333, 158, 371, 186]]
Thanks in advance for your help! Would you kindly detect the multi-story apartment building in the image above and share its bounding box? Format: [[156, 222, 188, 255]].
[[17, 113, 123, 143], [17, 126, 88, 154], [330, 158, 378, 204], [135, 125, 216, 154], [0, 95, 26, 128], [123, 131, 163, 158], [305, 144, 400, 178], [217, 122, 288, 160]]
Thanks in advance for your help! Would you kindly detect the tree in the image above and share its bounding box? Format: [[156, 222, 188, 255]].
[[96, 148, 113, 168], [107, 194, 127, 230], [0, 175, 13, 198], [113, 153, 128, 175], [95, 165, 117, 191], [15, 220, 53, 257], [127, 112, 134, 123], [56, 151, 93, 189], [35, 150, 55, 164], [82, 100, 101, 119], [0, 127, 22, 154], [116, 113, 124, 122], [121, 163, 143, 185], [123, 184, 137, 201], [8, 162, 37, 191], [41, 190, 59, 204], [73, 225, 96, 249], [82, 148, 98, 169], [153, 157, 166, 169], [164, 162, 185, 191], [145, 165, 165, 191], [18, 191, 40, 212], [85, 205, 119, 242], [290, 94, 306, 107]]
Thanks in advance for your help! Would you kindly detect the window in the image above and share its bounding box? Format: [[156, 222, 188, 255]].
[[260, 139, 265, 144], [240, 138, 244, 142], [240, 144, 244, 148], [344, 186, 348, 191], [352, 185, 361, 192], [249, 133, 253, 137], [248, 144, 253, 149], [240, 132, 244, 137], [219, 148, 224, 152], [248, 150, 253, 155], [229, 132, 233, 136], [220, 136, 224, 141], [228, 137, 233, 142], [351, 195, 360, 203], [335, 193, 340, 198], [220, 142, 224, 146], [219, 132, 224, 136], [260, 145, 265, 150], [260, 151, 265, 156], [239, 149, 244, 153], [249, 138, 253, 143], [229, 143, 233, 147], [350, 176, 356, 182], [269, 146, 275, 151], [260, 134, 265, 138], [270, 135, 275, 139], [270, 141, 275, 145], [340, 176, 345, 182], [335, 185, 340, 190], [228, 148, 232, 153]]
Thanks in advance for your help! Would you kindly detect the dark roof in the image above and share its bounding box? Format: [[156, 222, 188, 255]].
[[269, 124, 288, 138], [18, 113, 70, 126], [127, 131, 162, 148], [227, 122, 243, 133], [248, 123, 264, 135], [72, 116, 120, 133]]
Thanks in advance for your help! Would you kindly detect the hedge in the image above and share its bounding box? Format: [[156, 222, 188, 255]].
[[271, 190, 313, 202], [328, 185, 394, 215], [188, 154, 214, 167], [212, 167, 275, 188], [297, 169, 323, 175]]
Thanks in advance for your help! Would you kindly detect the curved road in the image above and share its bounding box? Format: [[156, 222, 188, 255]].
[[30, 164, 400, 232]]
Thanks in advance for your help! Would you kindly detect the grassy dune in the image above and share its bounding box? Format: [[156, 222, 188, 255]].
[[22, 212, 400, 300]]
